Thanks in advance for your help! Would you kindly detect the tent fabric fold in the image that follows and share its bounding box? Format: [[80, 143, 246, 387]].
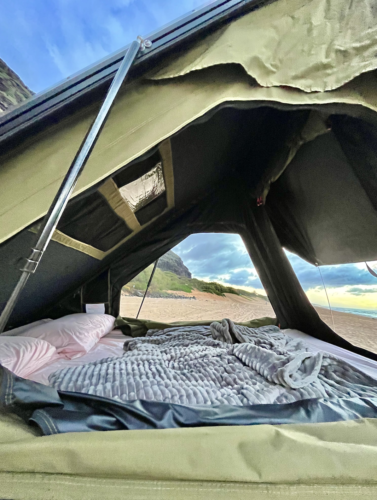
[[151, 0, 377, 93]]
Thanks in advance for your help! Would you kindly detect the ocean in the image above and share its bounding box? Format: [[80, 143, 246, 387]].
[[319, 306, 377, 319]]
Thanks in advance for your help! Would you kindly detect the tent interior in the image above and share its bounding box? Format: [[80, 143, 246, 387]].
[[1, 0, 377, 497], [1, 96, 376, 354]]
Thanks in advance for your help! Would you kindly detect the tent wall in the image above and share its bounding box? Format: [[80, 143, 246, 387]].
[[0, 105, 303, 324], [332, 115, 377, 214], [0, 230, 99, 328], [268, 127, 377, 265]]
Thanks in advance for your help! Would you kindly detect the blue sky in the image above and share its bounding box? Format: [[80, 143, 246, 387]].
[[174, 233, 377, 310], [0, 0, 213, 93]]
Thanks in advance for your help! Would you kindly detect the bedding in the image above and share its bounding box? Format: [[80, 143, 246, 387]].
[[284, 328, 377, 379], [49, 321, 377, 406], [15, 313, 115, 359], [28, 329, 129, 385], [5, 318, 52, 336], [3, 364, 377, 436], [0, 336, 58, 378]]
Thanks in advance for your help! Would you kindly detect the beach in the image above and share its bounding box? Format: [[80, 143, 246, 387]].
[[121, 291, 377, 353]]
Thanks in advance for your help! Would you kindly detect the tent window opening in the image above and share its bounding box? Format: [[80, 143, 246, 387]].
[[120, 233, 274, 324], [285, 250, 377, 354], [120, 163, 165, 213]]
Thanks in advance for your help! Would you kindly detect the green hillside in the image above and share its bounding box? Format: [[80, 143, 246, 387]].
[[123, 265, 267, 301]]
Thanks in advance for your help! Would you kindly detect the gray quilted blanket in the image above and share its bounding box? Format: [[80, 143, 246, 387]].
[[49, 320, 377, 406]]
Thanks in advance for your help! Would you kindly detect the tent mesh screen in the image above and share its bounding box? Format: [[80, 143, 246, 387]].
[[120, 163, 165, 213]]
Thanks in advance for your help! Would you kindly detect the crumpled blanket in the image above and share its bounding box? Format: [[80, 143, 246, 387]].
[[212, 319, 323, 389], [49, 321, 377, 406]]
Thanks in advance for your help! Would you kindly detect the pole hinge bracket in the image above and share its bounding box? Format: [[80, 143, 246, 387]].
[[20, 248, 44, 274], [137, 36, 152, 51]]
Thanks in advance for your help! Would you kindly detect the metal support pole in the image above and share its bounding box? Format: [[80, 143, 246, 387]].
[[136, 260, 159, 320], [0, 38, 147, 333]]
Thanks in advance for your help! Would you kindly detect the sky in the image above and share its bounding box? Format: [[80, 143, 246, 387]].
[[173, 233, 377, 312], [0, 0, 214, 94]]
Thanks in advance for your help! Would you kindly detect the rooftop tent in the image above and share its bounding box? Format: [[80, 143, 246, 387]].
[[1, 0, 377, 497]]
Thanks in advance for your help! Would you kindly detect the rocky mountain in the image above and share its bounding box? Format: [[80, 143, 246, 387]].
[[157, 250, 191, 278], [0, 58, 33, 114]]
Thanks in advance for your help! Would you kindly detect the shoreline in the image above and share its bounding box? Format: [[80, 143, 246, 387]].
[[314, 305, 377, 320], [121, 292, 377, 354]]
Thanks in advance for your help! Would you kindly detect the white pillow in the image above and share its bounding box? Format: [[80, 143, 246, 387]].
[[5, 318, 52, 336], [0, 336, 58, 378], [19, 314, 116, 359]]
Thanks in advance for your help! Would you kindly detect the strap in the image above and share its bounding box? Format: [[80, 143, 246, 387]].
[[136, 259, 159, 319], [366, 262, 377, 278]]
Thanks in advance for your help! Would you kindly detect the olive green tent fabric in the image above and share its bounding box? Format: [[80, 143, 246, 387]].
[[1, 415, 377, 499], [0, 413, 40, 444], [267, 130, 377, 264], [114, 316, 278, 337], [254, 110, 330, 203], [152, 0, 377, 93], [0, 64, 377, 245], [2, 476, 377, 500]]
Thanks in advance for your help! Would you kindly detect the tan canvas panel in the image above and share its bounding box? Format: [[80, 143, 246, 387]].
[[99, 178, 141, 231], [152, 0, 377, 93]]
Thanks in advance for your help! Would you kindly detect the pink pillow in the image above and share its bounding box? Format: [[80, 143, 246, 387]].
[[0, 336, 58, 378], [5, 318, 52, 336], [20, 314, 115, 359]]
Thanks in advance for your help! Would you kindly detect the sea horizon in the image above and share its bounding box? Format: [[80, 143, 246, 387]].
[[315, 304, 377, 319]]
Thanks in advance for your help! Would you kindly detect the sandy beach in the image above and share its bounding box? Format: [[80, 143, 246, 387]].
[[121, 291, 377, 353]]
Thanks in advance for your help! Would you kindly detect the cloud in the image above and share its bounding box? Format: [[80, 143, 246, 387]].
[[175, 234, 249, 275], [0, 0, 214, 93], [173, 235, 377, 296], [174, 233, 264, 289], [347, 286, 377, 296], [285, 252, 377, 290]]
